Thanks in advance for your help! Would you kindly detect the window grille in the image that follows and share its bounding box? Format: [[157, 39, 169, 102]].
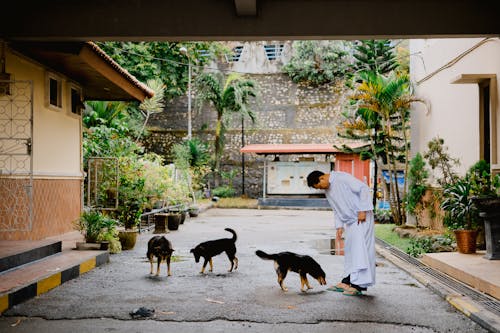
[[225, 46, 244, 62], [264, 44, 284, 60]]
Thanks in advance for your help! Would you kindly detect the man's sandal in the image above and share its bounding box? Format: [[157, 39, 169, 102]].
[[326, 282, 350, 292], [342, 286, 363, 296]]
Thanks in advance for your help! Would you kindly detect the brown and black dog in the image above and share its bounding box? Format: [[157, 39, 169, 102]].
[[147, 236, 174, 277], [190, 228, 238, 274], [256, 250, 326, 292]]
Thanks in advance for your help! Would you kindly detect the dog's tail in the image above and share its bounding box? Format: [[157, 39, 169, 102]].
[[255, 250, 277, 261], [225, 228, 237, 242]]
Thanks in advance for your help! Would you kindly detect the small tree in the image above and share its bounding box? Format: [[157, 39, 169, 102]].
[[405, 153, 429, 226], [283, 40, 352, 86], [195, 72, 258, 186], [424, 137, 460, 187]]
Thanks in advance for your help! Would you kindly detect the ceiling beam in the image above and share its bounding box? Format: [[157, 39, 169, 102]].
[[234, 0, 257, 16], [1, 0, 499, 41]]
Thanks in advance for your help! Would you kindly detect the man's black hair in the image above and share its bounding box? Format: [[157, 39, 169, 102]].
[[307, 170, 325, 187]]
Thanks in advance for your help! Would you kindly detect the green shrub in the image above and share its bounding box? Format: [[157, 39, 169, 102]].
[[212, 186, 236, 198]]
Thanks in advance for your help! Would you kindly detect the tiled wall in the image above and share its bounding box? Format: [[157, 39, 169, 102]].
[[0, 178, 82, 240]]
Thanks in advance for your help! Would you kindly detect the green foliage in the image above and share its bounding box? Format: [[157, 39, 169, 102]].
[[405, 153, 429, 216], [374, 208, 393, 223], [441, 179, 479, 230], [212, 186, 236, 198], [195, 72, 258, 185], [466, 160, 500, 197], [406, 237, 433, 257], [344, 71, 419, 225], [172, 138, 212, 197], [406, 234, 454, 258], [350, 40, 399, 76], [283, 40, 352, 86], [75, 209, 118, 243], [98, 41, 220, 102], [424, 137, 460, 187]]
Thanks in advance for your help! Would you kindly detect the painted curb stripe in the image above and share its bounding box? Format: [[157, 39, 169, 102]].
[[79, 258, 96, 275], [0, 252, 109, 314], [0, 294, 8, 313], [37, 272, 62, 296]]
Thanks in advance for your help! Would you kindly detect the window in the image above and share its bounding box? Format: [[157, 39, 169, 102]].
[[264, 44, 284, 60], [46, 73, 62, 109], [225, 46, 244, 62], [70, 86, 83, 116]]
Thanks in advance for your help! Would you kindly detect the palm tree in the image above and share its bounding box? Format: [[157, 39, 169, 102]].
[[195, 72, 258, 186], [349, 70, 421, 225]]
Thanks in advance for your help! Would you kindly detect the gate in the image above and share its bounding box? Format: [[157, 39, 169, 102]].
[[0, 80, 33, 231]]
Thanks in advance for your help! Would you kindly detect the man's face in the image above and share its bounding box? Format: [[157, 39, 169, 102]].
[[312, 174, 329, 190]]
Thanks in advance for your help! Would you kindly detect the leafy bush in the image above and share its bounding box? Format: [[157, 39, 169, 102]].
[[374, 208, 393, 224], [283, 40, 352, 86], [212, 186, 236, 198], [405, 153, 429, 217], [75, 209, 118, 243]]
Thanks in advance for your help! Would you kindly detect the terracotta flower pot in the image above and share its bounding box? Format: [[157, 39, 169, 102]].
[[454, 230, 477, 254]]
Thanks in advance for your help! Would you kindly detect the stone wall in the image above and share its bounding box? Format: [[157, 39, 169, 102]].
[[144, 73, 349, 198]]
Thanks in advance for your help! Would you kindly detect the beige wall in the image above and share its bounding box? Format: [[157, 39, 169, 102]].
[[1, 50, 83, 240], [6, 50, 83, 179], [410, 38, 500, 183]]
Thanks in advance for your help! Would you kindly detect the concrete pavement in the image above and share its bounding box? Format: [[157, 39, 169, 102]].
[[0, 208, 490, 332]]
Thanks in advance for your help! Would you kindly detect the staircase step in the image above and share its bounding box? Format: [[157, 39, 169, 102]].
[[0, 250, 109, 313], [0, 240, 62, 273], [258, 197, 330, 208]]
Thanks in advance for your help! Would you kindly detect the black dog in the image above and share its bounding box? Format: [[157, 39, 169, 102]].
[[190, 228, 238, 274], [147, 236, 174, 277], [256, 250, 326, 292]]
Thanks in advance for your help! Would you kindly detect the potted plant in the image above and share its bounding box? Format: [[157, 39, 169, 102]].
[[74, 209, 119, 251], [441, 178, 479, 254], [468, 160, 500, 259], [188, 204, 200, 217], [113, 156, 147, 250]]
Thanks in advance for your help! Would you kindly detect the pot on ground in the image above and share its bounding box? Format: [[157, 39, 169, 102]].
[[454, 229, 478, 254], [118, 229, 138, 250]]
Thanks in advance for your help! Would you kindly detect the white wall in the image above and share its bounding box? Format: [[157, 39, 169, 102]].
[[410, 38, 500, 183]]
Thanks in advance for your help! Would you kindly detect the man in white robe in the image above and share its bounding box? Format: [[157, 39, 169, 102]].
[[307, 170, 375, 296]]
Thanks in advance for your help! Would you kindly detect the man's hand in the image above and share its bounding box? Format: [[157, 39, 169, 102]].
[[358, 211, 367, 224], [336, 227, 344, 240]]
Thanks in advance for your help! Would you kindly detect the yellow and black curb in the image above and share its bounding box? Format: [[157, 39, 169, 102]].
[[0, 252, 109, 314]]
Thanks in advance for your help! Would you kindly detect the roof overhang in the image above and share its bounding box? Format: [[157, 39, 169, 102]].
[[240, 144, 340, 155], [8, 41, 154, 102]]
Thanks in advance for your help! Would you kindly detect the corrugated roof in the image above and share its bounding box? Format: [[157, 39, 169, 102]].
[[240, 144, 340, 154]]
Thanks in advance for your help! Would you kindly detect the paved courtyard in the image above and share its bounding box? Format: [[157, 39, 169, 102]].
[[0, 208, 487, 332]]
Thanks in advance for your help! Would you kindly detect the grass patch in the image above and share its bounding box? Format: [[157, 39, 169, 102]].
[[375, 223, 413, 252], [213, 197, 258, 209]]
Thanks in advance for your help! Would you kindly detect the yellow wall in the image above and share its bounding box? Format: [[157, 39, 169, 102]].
[[6, 50, 83, 179]]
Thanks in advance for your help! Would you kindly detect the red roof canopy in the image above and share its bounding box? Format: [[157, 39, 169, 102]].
[[240, 144, 339, 155]]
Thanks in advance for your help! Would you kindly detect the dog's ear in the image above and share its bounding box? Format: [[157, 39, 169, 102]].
[[190, 249, 194, 253]]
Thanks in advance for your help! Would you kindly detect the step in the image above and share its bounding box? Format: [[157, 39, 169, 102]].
[[258, 197, 330, 208], [422, 251, 500, 300], [0, 240, 62, 273], [0, 250, 109, 313]]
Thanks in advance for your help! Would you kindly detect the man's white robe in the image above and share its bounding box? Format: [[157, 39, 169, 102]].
[[324, 171, 376, 288]]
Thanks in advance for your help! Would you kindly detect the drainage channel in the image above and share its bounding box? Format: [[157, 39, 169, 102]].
[[376, 238, 500, 317]]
